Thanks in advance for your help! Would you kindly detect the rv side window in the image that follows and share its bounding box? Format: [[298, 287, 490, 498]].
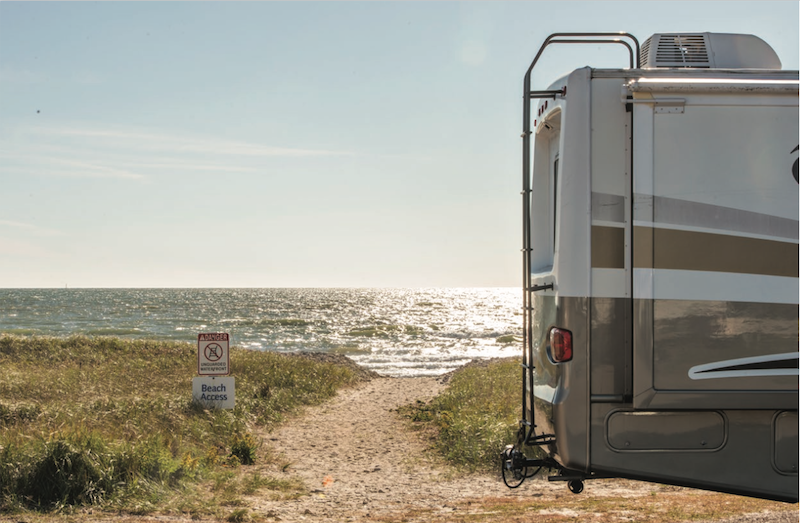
[[553, 157, 559, 247]]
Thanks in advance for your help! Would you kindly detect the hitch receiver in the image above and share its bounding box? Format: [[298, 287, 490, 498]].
[[501, 445, 558, 489]]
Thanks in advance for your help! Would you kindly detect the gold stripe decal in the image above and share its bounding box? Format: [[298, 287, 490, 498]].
[[633, 226, 799, 277]]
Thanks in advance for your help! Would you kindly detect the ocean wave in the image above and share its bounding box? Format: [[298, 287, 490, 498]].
[[265, 318, 313, 327], [414, 301, 444, 308], [346, 325, 426, 337], [0, 328, 39, 336], [331, 345, 371, 355], [229, 318, 315, 328], [82, 328, 145, 336]]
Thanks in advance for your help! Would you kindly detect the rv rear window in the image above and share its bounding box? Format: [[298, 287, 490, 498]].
[[530, 111, 561, 271]]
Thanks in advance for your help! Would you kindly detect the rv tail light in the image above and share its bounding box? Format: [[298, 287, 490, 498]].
[[549, 327, 573, 363]]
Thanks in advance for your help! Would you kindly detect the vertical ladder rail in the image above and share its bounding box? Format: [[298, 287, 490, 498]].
[[520, 32, 640, 445]]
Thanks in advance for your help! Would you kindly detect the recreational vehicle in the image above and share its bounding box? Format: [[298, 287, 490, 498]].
[[502, 32, 799, 502]]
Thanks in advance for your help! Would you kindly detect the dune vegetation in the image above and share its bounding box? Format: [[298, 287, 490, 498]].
[[399, 357, 531, 473], [0, 334, 359, 518]]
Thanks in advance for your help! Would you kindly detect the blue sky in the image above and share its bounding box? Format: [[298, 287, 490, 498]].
[[1, 1, 798, 288]]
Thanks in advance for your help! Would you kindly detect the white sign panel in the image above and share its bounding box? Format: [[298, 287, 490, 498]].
[[198, 332, 230, 376], [192, 376, 235, 410]]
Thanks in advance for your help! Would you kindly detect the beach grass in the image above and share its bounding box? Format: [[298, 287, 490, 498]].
[[0, 334, 358, 517], [399, 357, 536, 473]]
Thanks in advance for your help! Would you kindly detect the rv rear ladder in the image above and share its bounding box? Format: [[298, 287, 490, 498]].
[[519, 32, 640, 449]]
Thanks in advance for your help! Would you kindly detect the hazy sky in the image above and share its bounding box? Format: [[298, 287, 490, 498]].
[[1, 1, 798, 288]]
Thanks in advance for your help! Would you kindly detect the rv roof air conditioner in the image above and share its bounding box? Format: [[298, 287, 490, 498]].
[[640, 33, 782, 69]]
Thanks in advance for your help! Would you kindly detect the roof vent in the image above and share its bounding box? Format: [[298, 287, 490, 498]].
[[640, 33, 782, 69]]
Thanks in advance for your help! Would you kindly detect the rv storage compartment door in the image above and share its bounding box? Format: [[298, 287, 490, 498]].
[[631, 82, 799, 411]]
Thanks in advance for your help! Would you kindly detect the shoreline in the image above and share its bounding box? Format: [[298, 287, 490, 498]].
[[289, 349, 522, 383]]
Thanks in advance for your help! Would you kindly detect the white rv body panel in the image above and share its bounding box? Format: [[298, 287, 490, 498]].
[[634, 271, 798, 304], [553, 68, 592, 300], [590, 76, 632, 301]]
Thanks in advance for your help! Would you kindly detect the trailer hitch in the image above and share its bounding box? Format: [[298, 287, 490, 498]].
[[500, 444, 558, 489]]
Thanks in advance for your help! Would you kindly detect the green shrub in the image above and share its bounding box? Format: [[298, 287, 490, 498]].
[[401, 358, 527, 472], [229, 433, 258, 466], [0, 441, 28, 508], [24, 438, 111, 507], [226, 508, 250, 522], [0, 403, 41, 425]]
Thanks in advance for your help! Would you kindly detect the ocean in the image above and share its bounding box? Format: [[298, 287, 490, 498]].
[[0, 288, 522, 377]]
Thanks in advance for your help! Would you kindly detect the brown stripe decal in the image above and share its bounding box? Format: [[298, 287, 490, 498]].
[[592, 226, 625, 269], [633, 226, 798, 277]]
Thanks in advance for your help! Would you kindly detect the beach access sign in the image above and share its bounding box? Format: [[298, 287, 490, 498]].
[[192, 376, 235, 410], [197, 332, 230, 376]]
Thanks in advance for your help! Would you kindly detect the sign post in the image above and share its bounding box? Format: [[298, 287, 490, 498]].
[[195, 333, 234, 409]]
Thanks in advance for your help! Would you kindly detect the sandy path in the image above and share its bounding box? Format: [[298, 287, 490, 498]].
[[248, 377, 643, 522], [249, 377, 797, 523], [250, 377, 532, 521]]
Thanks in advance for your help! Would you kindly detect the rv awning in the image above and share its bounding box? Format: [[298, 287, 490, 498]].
[[627, 77, 799, 94]]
